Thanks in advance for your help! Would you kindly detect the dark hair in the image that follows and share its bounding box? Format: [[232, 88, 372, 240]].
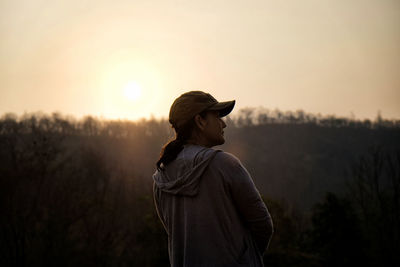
[[156, 110, 208, 170]]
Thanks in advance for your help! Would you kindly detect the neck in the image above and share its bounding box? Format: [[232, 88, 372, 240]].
[[186, 134, 212, 148]]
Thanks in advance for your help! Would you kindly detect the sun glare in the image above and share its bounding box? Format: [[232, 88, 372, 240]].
[[99, 58, 168, 120], [123, 81, 142, 101]]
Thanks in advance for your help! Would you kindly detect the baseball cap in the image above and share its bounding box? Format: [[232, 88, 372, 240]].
[[169, 91, 235, 129]]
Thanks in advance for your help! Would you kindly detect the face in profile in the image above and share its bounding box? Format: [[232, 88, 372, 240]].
[[200, 111, 227, 147]]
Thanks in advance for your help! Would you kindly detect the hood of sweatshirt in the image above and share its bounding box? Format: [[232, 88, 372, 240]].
[[153, 145, 220, 196]]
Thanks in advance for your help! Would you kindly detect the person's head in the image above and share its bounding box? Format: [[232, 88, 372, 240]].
[[156, 91, 235, 170], [189, 110, 227, 147]]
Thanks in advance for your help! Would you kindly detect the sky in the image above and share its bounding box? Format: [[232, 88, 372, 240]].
[[1, 0, 399, 121]]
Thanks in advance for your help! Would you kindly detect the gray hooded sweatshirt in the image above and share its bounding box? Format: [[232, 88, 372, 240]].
[[153, 144, 273, 267]]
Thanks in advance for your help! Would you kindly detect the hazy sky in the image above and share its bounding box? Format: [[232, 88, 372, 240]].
[[1, 0, 399, 120]]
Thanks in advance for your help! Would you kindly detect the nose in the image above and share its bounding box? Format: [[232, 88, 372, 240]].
[[220, 118, 227, 128]]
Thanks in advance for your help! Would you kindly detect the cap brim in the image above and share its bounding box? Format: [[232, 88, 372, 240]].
[[207, 100, 235, 117]]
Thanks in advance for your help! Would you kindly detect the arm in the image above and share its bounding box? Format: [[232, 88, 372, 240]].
[[153, 181, 169, 235], [220, 153, 274, 253]]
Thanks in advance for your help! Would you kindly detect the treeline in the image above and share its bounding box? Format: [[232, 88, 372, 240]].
[[231, 108, 400, 129], [1, 107, 398, 138], [0, 110, 399, 266]]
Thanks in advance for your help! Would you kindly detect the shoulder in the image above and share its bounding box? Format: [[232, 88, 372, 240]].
[[215, 151, 239, 162], [210, 151, 253, 186], [211, 151, 244, 170], [182, 144, 220, 164]]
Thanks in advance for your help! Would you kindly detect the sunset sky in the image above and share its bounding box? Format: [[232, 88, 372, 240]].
[[1, 0, 399, 121]]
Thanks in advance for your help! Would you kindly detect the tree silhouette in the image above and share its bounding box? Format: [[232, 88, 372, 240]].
[[309, 192, 366, 267], [348, 146, 400, 266]]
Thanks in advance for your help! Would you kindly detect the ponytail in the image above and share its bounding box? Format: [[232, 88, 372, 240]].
[[156, 110, 208, 170], [156, 138, 185, 170]]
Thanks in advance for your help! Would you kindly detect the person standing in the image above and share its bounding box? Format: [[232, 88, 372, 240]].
[[153, 91, 273, 266]]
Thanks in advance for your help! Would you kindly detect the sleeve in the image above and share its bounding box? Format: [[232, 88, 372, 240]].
[[153, 181, 169, 235], [219, 152, 274, 254]]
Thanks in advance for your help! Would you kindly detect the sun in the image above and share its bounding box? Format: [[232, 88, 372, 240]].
[[123, 81, 142, 101], [99, 59, 167, 119]]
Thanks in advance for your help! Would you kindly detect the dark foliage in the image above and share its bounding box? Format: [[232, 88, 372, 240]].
[[347, 146, 400, 266], [0, 109, 399, 266], [308, 193, 366, 267]]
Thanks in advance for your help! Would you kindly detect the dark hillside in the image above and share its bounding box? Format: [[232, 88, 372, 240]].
[[1, 110, 399, 266], [223, 122, 400, 210]]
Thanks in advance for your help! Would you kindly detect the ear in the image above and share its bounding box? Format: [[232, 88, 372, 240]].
[[194, 114, 206, 131]]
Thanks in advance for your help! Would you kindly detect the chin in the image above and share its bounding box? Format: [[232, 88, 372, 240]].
[[208, 135, 225, 147], [216, 138, 225, 146]]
